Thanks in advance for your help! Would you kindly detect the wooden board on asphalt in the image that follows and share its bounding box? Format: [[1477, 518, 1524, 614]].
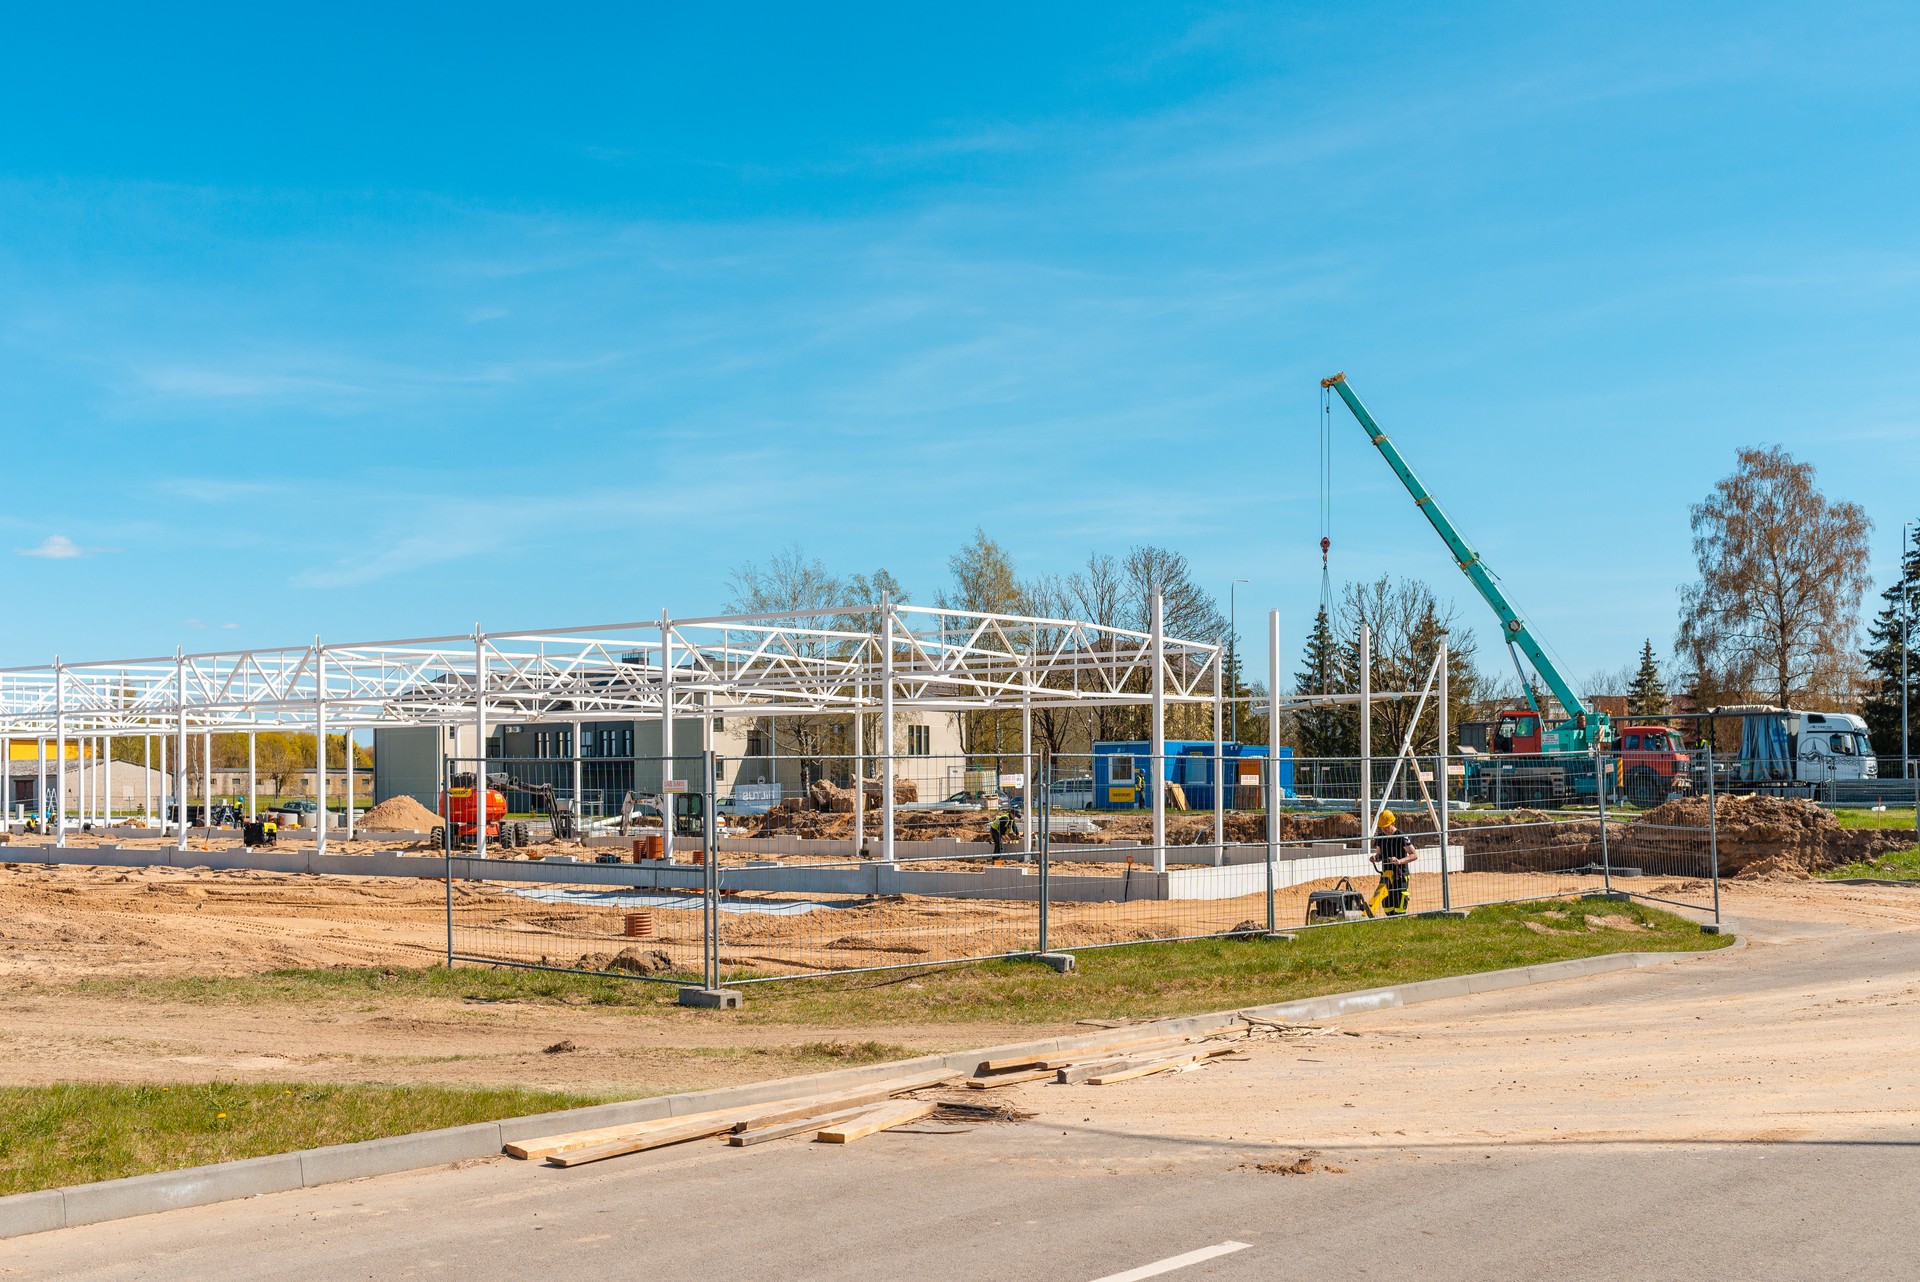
[[545, 1114, 746, 1167], [815, 1101, 937, 1144], [727, 1105, 879, 1147], [508, 1068, 961, 1160], [1084, 1045, 1235, 1086], [965, 1068, 1055, 1089]]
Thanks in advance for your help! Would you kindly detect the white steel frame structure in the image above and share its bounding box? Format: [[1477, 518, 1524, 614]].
[[0, 598, 1226, 868]]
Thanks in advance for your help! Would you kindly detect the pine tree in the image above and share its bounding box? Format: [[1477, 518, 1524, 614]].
[[1292, 606, 1355, 759], [1861, 528, 1920, 764], [1626, 640, 1669, 717]]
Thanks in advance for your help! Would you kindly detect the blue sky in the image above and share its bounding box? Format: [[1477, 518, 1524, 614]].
[[3, 1, 1917, 687]]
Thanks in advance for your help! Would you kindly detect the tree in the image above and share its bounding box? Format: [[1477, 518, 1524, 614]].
[[1626, 640, 1670, 717], [939, 529, 1020, 617], [723, 547, 909, 778], [1335, 576, 1481, 756], [1678, 446, 1873, 707], [1861, 526, 1920, 763], [940, 530, 1024, 758], [726, 544, 845, 622], [1292, 605, 1353, 759]]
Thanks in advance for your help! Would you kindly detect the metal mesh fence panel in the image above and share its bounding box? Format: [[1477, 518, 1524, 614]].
[[438, 745, 1722, 985], [443, 754, 714, 983]]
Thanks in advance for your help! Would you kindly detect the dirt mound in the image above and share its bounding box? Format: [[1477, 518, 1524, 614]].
[[357, 795, 440, 831]]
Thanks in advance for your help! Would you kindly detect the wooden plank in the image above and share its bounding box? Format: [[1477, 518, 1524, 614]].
[[724, 1070, 961, 1133], [545, 1114, 745, 1167], [964, 1068, 1055, 1089], [1084, 1045, 1235, 1086], [1026, 1037, 1211, 1071], [1054, 1057, 1137, 1085], [814, 1101, 936, 1144], [977, 1033, 1209, 1074], [507, 1068, 960, 1159], [506, 1105, 764, 1160], [726, 1105, 878, 1148]]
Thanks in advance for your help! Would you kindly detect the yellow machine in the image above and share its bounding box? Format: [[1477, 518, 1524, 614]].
[[1304, 809, 1413, 924]]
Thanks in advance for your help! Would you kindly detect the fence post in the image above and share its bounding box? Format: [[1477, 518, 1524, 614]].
[[704, 750, 719, 991], [442, 751, 454, 968], [1037, 750, 1051, 956], [1596, 750, 1612, 894], [1705, 746, 1721, 926], [1437, 631, 1452, 914], [1266, 609, 1280, 934]]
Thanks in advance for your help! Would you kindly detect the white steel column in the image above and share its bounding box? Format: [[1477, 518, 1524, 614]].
[[314, 644, 328, 856], [174, 653, 188, 852], [1150, 591, 1166, 873], [1267, 609, 1282, 857], [1, 734, 10, 830], [247, 732, 256, 821], [1211, 646, 1224, 864], [1359, 623, 1373, 861], [880, 596, 896, 865], [147, 735, 157, 831], [53, 662, 66, 841], [1020, 685, 1033, 856], [344, 730, 356, 841], [472, 631, 487, 859], [853, 678, 866, 853], [103, 735, 113, 826], [36, 737, 47, 830], [660, 609, 676, 786], [571, 720, 584, 821], [202, 729, 212, 836]]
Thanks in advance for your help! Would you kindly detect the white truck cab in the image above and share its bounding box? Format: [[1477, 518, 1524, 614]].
[[1792, 710, 1877, 781], [1716, 705, 1878, 786]]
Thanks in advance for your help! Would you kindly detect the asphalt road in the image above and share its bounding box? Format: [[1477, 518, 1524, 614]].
[[7, 896, 1919, 1280], [3, 1121, 1910, 1281]]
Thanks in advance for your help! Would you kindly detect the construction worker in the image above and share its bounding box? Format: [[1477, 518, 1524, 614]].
[[1133, 767, 1148, 810], [1369, 808, 1416, 916], [987, 809, 1019, 855]]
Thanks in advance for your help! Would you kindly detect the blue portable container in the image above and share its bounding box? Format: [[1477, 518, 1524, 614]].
[[1090, 741, 1293, 810]]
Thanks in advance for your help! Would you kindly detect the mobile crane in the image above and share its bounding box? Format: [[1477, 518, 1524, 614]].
[[1321, 373, 1690, 806]]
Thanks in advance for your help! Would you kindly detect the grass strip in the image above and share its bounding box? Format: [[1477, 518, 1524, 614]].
[[1821, 845, 1920, 880], [73, 899, 1725, 1026], [1831, 809, 1920, 831], [0, 1082, 614, 1197]]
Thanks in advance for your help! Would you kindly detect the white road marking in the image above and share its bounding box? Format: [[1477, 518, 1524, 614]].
[[1086, 1240, 1252, 1282]]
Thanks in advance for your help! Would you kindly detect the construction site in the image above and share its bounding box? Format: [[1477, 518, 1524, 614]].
[[2, 381, 1917, 1268]]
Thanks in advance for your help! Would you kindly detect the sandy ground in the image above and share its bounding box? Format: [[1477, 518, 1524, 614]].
[[0, 851, 1910, 1108], [1009, 880, 1920, 1148]]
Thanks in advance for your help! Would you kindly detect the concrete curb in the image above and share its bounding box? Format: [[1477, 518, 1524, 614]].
[[0, 941, 1726, 1240]]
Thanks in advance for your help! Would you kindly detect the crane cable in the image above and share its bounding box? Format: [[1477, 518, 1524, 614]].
[[1317, 383, 1335, 697]]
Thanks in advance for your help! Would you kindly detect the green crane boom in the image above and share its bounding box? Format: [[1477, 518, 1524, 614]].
[[1321, 372, 1605, 753]]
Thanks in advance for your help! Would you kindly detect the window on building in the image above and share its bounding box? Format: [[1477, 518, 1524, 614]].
[[906, 725, 931, 756], [747, 728, 770, 757]]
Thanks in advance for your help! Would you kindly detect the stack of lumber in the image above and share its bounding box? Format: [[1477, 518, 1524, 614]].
[[965, 1025, 1242, 1090], [508, 1068, 961, 1168]]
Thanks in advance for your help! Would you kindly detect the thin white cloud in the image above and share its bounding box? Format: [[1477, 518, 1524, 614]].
[[18, 535, 90, 559]]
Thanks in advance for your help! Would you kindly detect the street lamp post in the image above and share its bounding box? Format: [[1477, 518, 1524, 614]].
[[1229, 579, 1251, 744], [1905, 520, 1914, 783]]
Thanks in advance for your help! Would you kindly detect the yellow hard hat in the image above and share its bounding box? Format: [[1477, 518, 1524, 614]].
[[1377, 808, 1397, 828]]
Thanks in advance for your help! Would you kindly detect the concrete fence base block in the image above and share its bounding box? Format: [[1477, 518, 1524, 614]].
[[1030, 952, 1076, 973], [677, 986, 743, 1009]]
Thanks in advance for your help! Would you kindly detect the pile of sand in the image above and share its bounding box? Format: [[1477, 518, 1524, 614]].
[[356, 795, 441, 832]]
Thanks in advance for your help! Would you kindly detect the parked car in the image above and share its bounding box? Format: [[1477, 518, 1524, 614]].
[[1046, 777, 1095, 810], [899, 790, 995, 812]]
